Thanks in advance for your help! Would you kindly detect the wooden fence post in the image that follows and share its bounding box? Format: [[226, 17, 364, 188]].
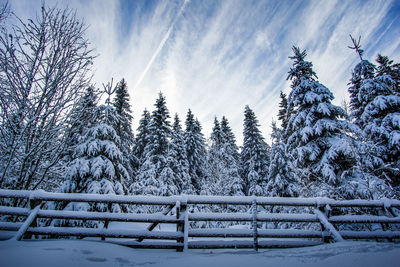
[[176, 197, 187, 252], [252, 199, 258, 251], [102, 203, 112, 241], [183, 208, 189, 252], [382, 203, 396, 242], [176, 200, 182, 251]]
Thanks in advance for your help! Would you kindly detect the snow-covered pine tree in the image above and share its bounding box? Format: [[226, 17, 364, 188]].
[[60, 82, 130, 221], [211, 117, 223, 146], [220, 116, 243, 196], [361, 76, 400, 188], [134, 93, 178, 196], [170, 114, 193, 194], [132, 109, 151, 174], [145, 93, 171, 162], [195, 116, 242, 227], [185, 109, 207, 194], [112, 78, 135, 179], [348, 42, 400, 189], [266, 121, 298, 197], [220, 116, 240, 161], [240, 106, 270, 196], [205, 117, 225, 195], [285, 46, 360, 197]]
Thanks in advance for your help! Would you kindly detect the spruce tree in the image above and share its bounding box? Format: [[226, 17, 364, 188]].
[[132, 109, 151, 173], [221, 116, 240, 161], [170, 114, 193, 194], [286, 46, 359, 196], [360, 74, 400, 185], [145, 93, 172, 160], [210, 117, 223, 146], [347, 37, 400, 189], [185, 109, 207, 194], [206, 117, 243, 196], [204, 116, 243, 197], [112, 79, 135, 178], [266, 121, 298, 197], [220, 116, 243, 196], [240, 106, 270, 196], [206, 117, 226, 195], [61, 83, 129, 214], [134, 93, 177, 196]]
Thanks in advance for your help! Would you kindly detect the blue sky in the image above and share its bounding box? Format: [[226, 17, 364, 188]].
[[10, 0, 400, 143]]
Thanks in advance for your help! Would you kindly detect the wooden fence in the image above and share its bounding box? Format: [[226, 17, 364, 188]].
[[1, 189, 400, 251]]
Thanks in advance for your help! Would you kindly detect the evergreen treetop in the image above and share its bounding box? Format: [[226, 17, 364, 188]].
[[145, 92, 172, 164], [133, 109, 151, 166]]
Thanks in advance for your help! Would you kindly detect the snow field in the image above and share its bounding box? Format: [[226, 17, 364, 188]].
[[1, 239, 400, 267]]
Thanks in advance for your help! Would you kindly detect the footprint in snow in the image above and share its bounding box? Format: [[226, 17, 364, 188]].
[[43, 247, 64, 251], [115, 257, 130, 264], [86, 257, 107, 262]]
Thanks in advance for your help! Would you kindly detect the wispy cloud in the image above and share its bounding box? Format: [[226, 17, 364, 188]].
[[10, 0, 400, 144], [132, 0, 190, 91]]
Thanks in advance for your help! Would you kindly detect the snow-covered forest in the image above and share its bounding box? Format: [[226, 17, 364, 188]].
[[1, 3, 399, 205]]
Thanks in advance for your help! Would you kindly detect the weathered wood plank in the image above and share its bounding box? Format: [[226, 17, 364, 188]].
[[2, 189, 400, 208]]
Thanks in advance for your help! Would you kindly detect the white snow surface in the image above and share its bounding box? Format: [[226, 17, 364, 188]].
[[0, 240, 399, 267]]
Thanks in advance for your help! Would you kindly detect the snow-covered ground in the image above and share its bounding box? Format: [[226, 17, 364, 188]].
[[0, 240, 399, 267]]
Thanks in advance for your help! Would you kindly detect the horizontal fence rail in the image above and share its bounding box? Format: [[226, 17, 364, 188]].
[[0, 189, 399, 251], [2, 189, 400, 207]]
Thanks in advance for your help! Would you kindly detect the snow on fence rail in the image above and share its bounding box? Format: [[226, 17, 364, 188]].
[[0, 189, 399, 251]]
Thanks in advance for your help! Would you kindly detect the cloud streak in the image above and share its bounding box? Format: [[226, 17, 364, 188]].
[[132, 0, 190, 91]]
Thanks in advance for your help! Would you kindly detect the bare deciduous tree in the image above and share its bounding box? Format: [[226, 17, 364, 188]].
[[0, 1, 10, 28], [0, 5, 94, 190]]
